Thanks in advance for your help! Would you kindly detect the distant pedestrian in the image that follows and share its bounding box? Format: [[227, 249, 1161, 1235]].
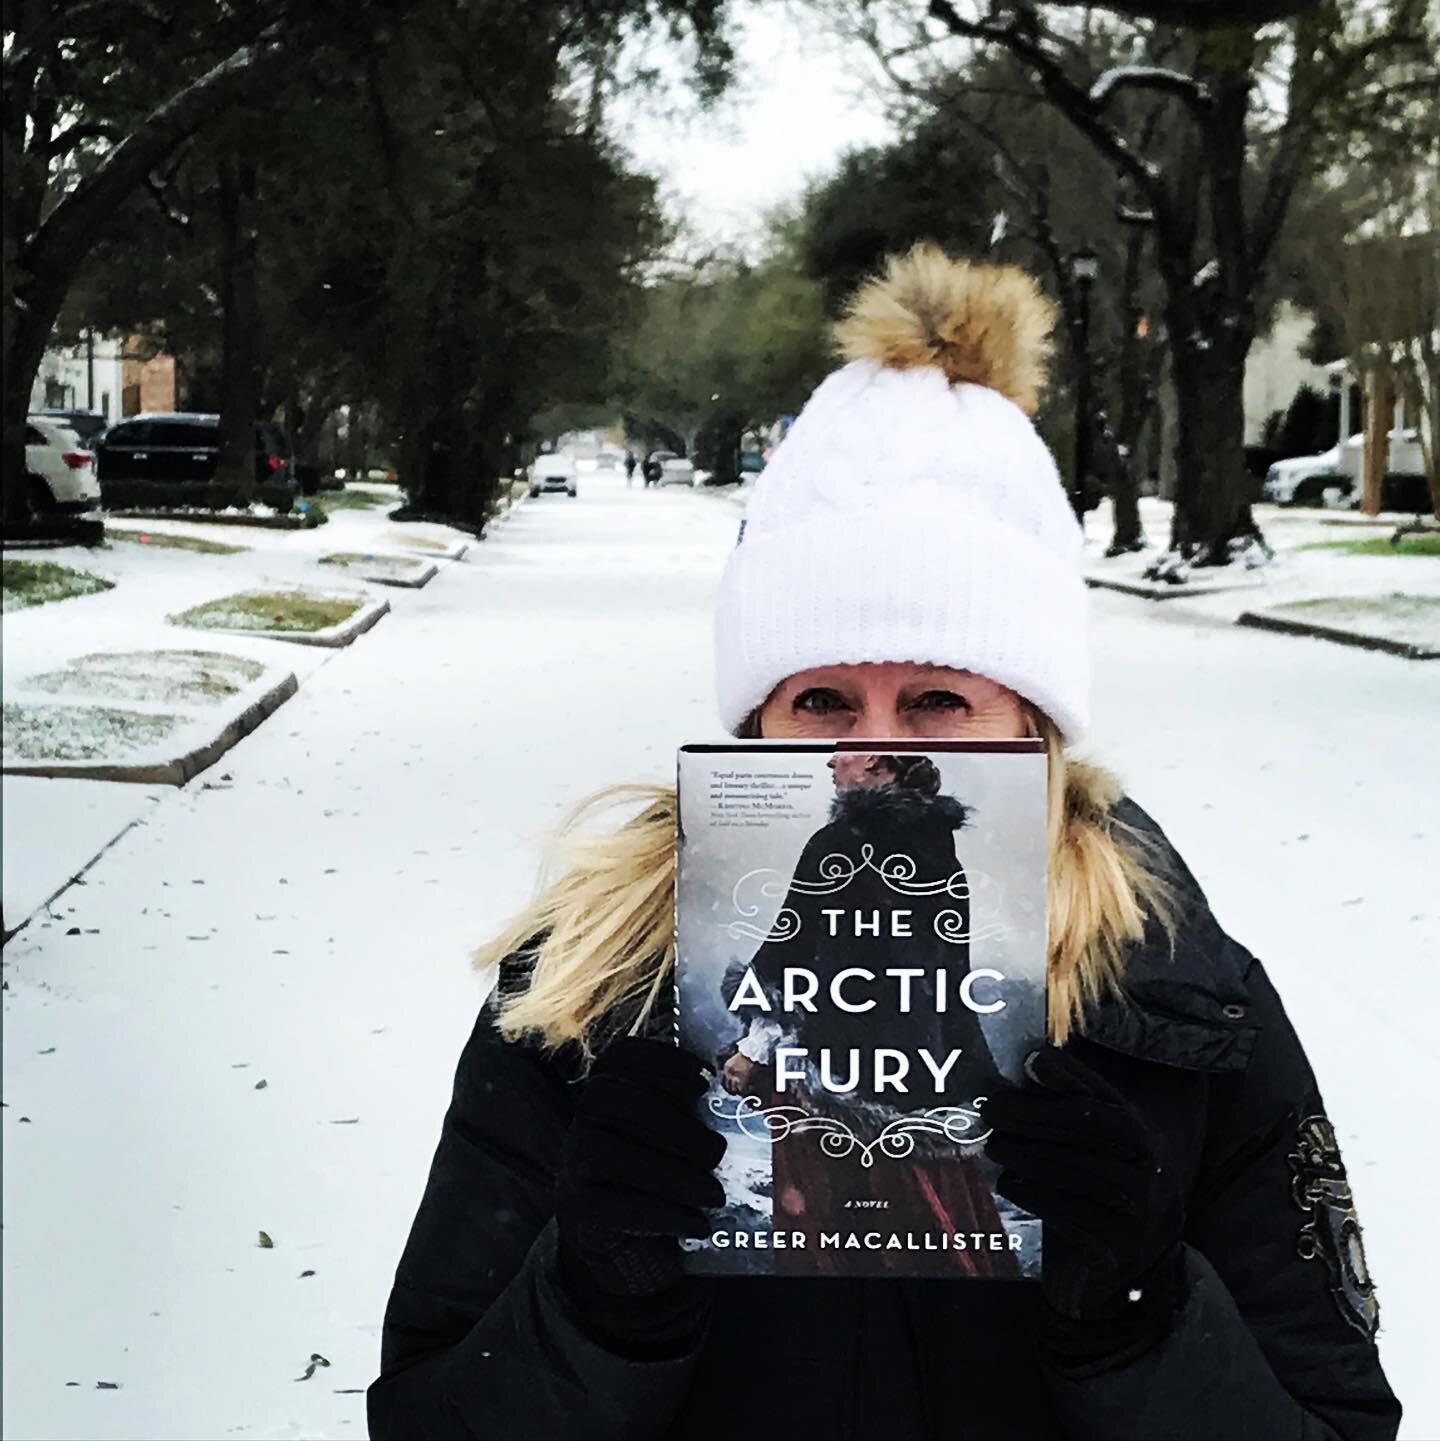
[[624, 449, 638, 485]]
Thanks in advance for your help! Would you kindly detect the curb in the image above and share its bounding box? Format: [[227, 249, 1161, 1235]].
[[107, 509, 323, 531], [1085, 573, 1266, 601], [2, 670, 301, 786], [1236, 610, 1440, 660]]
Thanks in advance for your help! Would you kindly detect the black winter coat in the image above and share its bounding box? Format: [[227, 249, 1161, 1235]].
[[368, 801, 1400, 1441]]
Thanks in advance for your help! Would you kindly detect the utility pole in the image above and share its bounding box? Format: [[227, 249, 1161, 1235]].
[[86, 329, 96, 411]]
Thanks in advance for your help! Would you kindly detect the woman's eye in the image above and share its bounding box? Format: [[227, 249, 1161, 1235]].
[[794, 688, 851, 714], [910, 690, 970, 711]]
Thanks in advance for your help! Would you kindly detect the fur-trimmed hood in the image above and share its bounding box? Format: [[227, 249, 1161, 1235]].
[[829, 782, 970, 834]]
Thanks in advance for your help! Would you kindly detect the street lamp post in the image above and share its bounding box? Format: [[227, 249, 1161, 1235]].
[[1069, 246, 1099, 526]]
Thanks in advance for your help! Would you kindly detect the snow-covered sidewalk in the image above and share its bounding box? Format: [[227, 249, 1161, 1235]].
[[3, 474, 1437, 1438], [2, 501, 472, 932]]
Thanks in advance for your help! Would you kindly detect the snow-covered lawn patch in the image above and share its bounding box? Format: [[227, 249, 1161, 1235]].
[[105, 527, 247, 555], [24, 649, 266, 706], [2, 559, 115, 613], [2, 701, 182, 761], [172, 589, 364, 634], [1238, 594, 1440, 659], [392, 531, 469, 560], [169, 588, 390, 649], [318, 552, 435, 587]]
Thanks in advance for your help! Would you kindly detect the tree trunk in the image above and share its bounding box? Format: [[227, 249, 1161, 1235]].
[[214, 152, 263, 495], [1361, 372, 1393, 517], [2, 299, 62, 529], [1163, 327, 1260, 565]]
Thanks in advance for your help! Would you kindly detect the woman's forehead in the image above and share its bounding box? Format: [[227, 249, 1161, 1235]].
[[784, 662, 981, 687]]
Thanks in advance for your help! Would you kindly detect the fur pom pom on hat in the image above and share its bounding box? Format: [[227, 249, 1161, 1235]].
[[714, 244, 1090, 741], [834, 248, 1057, 414]]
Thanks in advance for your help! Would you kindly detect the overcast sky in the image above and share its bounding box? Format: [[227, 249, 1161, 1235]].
[[609, 2, 898, 252]]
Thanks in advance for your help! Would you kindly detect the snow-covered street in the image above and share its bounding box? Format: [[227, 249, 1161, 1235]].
[[4, 472, 1438, 1439]]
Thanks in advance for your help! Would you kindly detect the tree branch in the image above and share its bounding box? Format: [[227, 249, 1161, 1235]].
[[1089, 65, 1211, 109], [925, 0, 1168, 209], [20, 31, 282, 296]]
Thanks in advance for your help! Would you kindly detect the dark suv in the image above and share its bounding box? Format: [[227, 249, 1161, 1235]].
[[97, 414, 295, 488]]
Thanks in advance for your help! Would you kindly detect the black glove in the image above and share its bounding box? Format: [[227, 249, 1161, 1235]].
[[555, 1037, 726, 1354], [984, 1044, 1184, 1370]]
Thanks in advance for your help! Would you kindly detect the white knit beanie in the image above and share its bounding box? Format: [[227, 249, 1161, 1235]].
[[714, 246, 1089, 741]]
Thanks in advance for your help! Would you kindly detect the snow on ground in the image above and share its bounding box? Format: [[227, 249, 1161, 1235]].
[[2, 503, 466, 925], [1086, 498, 1440, 628], [3, 477, 1438, 1439]]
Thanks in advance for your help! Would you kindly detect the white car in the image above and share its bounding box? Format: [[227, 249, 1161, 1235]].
[[1263, 429, 1426, 507], [658, 455, 697, 487], [25, 415, 101, 514], [529, 453, 578, 498]]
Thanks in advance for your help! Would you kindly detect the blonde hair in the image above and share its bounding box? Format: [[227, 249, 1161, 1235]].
[[478, 718, 1175, 1057]]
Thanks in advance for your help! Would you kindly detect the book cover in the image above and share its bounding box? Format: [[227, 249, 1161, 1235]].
[[675, 741, 1046, 1279]]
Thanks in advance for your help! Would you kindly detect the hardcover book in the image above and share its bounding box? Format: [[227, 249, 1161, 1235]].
[[675, 740, 1047, 1279]]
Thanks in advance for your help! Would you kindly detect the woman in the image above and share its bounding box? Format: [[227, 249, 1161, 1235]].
[[718, 751, 1017, 1279], [369, 247, 1399, 1440]]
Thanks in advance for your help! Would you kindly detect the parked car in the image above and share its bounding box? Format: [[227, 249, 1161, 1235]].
[[529, 453, 578, 498], [658, 454, 697, 487], [96, 414, 295, 489], [32, 407, 109, 448], [595, 451, 619, 471], [25, 415, 100, 514], [1263, 428, 1426, 507]]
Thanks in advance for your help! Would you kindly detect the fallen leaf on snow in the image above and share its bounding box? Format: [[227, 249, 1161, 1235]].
[[258, 1231, 275, 1248], [294, 1353, 331, 1382]]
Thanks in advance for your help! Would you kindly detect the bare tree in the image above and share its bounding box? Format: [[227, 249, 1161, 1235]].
[[826, 0, 1436, 573]]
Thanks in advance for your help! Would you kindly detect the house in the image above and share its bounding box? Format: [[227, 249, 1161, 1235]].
[[28, 332, 177, 424]]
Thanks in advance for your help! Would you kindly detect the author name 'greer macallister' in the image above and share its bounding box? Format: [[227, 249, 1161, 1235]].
[[707, 1229, 1023, 1252]]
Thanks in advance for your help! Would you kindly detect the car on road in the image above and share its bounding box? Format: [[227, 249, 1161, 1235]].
[[643, 450, 696, 487], [25, 415, 101, 515], [658, 454, 697, 487], [96, 414, 295, 491], [31, 408, 109, 448], [529, 453, 578, 498]]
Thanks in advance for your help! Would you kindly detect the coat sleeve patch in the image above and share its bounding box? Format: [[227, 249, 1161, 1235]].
[[1287, 1115, 1380, 1339]]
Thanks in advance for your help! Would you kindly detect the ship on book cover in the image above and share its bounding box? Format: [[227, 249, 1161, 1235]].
[[675, 741, 1047, 1279]]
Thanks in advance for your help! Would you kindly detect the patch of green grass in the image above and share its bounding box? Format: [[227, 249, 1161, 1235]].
[[1299, 534, 1440, 558], [24, 649, 265, 705], [2, 701, 180, 760], [2, 559, 114, 614], [316, 487, 392, 513], [170, 589, 363, 634], [105, 527, 246, 555]]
